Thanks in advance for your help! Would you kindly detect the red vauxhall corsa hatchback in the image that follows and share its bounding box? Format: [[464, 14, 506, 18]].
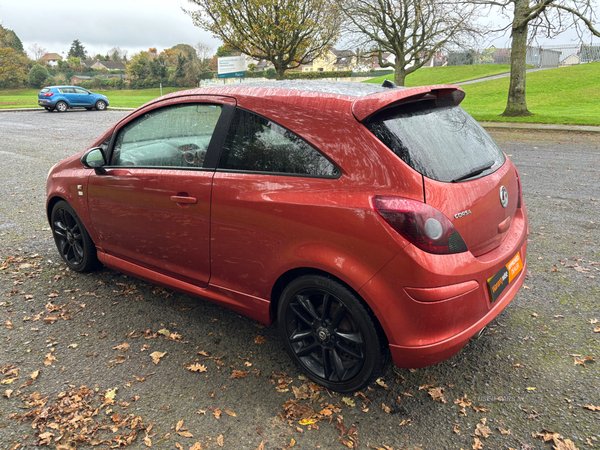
[[46, 81, 529, 392]]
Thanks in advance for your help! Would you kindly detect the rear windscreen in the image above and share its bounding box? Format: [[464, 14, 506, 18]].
[[366, 98, 506, 183], [40, 88, 51, 93]]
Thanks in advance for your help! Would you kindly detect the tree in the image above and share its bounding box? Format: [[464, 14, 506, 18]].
[[28, 64, 49, 88], [336, 0, 483, 86], [28, 43, 47, 61], [195, 42, 214, 71], [149, 56, 168, 78], [0, 25, 25, 54], [0, 47, 29, 88], [127, 51, 151, 79], [68, 39, 87, 60], [184, 0, 342, 79], [108, 47, 128, 62], [473, 0, 600, 116]]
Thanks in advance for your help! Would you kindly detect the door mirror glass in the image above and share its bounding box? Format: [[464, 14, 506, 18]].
[[81, 147, 106, 169]]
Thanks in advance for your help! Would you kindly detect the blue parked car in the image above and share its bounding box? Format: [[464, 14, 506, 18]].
[[38, 86, 109, 112]]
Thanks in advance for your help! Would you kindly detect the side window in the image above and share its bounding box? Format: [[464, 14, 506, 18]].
[[75, 88, 88, 95], [111, 104, 222, 168], [218, 109, 339, 177]]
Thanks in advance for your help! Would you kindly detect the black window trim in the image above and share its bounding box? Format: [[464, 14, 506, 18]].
[[215, 106, 342, 179]]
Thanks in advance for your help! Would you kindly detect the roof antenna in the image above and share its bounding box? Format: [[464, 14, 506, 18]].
[[381, 79, 397, 88]]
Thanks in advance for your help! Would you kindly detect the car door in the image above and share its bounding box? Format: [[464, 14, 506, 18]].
[[59, 87, 78, 106], [87, 98, 235, 287], [75, 87, 93, 106]]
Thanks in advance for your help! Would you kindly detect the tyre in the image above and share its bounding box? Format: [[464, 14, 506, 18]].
[[85, 107, 93, 111], [95, 100, 107, 111], [50, 201, 99, 272], [278, 275, 389, 392], [55, 101, 68, 112]]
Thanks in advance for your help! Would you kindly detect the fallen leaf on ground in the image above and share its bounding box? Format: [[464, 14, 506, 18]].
[[186, 363, 207, 373], [230, 370, 247, 379], [217, 434, 224, 447], [254, 335, 266, 344], [375, 378, 389, 389], [475, 419, 492, 438], [150, 351, 166, 364], [428, 387, 446, 403]]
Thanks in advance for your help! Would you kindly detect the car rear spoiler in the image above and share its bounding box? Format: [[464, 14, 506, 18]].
[[352, 85, 465, 122]]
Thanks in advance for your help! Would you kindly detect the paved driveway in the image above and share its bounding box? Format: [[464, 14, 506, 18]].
[[1, 111, 598, 449]]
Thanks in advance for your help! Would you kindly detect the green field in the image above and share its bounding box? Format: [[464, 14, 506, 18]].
[[460, 63, 600, 125], [2, 63, 599, 125], [365, 64, 512, 87], [0, 87, 189, 110]]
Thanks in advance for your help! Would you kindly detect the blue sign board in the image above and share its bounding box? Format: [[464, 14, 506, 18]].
[[218, 71, 246, 78]]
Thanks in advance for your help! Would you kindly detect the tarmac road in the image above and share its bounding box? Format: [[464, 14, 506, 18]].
[[0, 110, 599, 450]]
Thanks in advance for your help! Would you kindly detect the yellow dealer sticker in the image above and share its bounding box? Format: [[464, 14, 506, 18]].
[[487, 253, 523, 302]]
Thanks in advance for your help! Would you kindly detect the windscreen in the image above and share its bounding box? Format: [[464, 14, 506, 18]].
[[366, 98, 506, 183]]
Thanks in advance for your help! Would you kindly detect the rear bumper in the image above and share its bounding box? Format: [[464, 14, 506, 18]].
[[38, 99, 57, 107], [358, 206, 528, 368], [388, 257, 526, 368]]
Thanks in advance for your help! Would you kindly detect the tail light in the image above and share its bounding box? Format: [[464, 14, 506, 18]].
[[372, 196, 468, 254], [514, 168, 523, 208], [43, 93, 54, 97]]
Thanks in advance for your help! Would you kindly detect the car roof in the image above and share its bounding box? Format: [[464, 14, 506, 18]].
[[44, 86, 88, 89], [143, 81, 465, 122]]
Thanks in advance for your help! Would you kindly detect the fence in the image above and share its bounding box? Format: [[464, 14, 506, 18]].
[[447, 42, 600, 68], [527, 44, 600, 67]]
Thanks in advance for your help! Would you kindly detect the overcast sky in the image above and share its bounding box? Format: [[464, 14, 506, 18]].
[[0, 0, 222, 59], [1, 1, 595, 60]]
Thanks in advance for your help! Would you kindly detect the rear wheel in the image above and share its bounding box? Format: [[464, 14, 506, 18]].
[[278, 275, 388, 392], [55, 101, 68, 112], [95, 100, 107, 111], [50, 201, 99, 272]]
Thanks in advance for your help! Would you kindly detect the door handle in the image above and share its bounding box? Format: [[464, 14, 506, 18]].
[[171, 195, 197, 204]]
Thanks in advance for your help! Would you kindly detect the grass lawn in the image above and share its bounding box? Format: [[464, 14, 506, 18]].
[[2, 64, 599, 125], [365, 65, 512, 87], [461, 63, 600, 125], [0, 87, 189, 110]]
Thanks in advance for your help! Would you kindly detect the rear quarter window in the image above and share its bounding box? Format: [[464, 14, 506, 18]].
[[366, 98, 505, 183]]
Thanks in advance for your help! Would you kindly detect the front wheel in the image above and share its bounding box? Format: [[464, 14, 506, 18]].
[[95, 100, 107, 111], [278, 275, 389, 392], [50, 201, 99, 272], [55, 101, 68, 112]]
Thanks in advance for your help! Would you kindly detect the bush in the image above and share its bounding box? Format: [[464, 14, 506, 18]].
[[28, 64, 49, 88], [266, 68, 277, 79]]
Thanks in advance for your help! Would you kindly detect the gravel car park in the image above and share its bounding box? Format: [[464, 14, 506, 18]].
[[1, 110, 599, 450]]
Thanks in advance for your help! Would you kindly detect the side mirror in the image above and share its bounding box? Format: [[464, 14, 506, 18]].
[[81, 147, 107, 174]]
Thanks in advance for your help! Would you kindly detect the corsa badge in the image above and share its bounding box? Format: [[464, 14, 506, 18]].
[[500, 186, 508, 208]]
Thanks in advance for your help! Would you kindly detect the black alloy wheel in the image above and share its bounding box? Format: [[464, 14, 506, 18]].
[[278, 275, 388, 392], [50, 201, 99, 272]]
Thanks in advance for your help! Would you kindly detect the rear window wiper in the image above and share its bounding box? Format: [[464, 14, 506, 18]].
[[451, 160, 495, 183]]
